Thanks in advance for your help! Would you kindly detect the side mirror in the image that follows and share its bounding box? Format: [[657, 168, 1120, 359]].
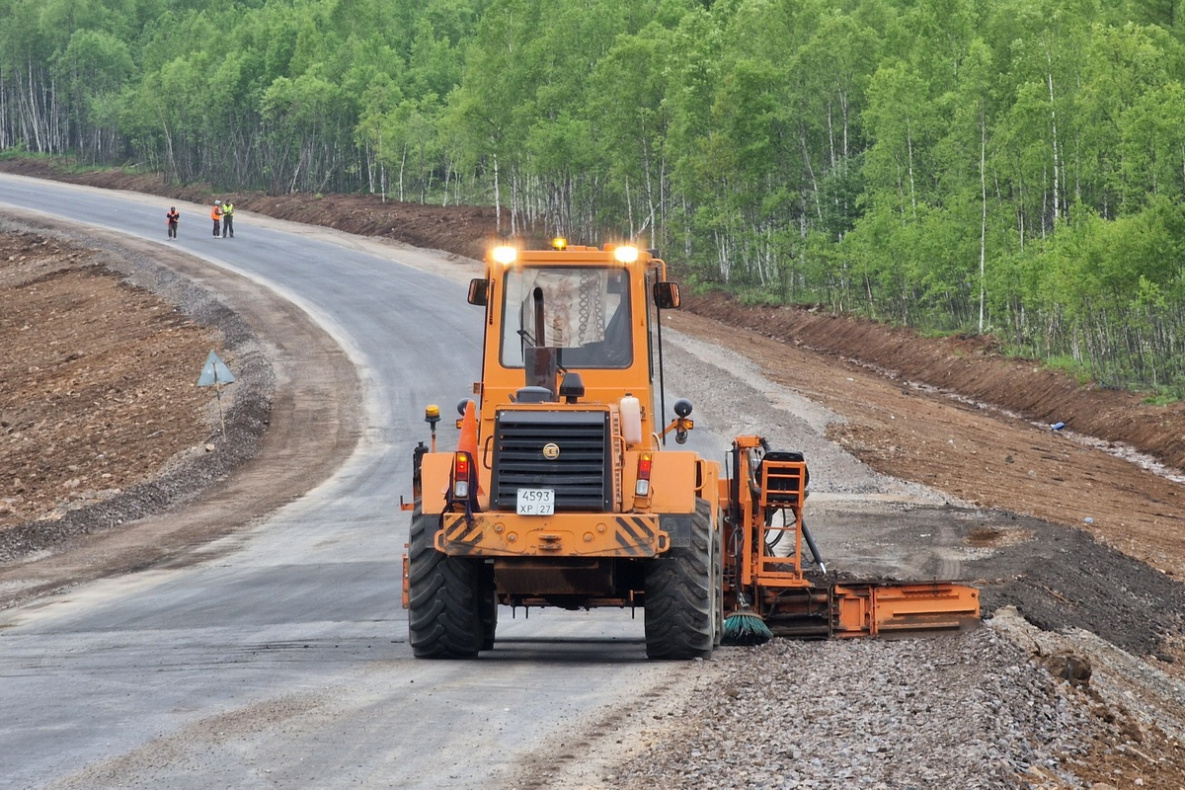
[[653, 281, 680, 310], [468, 278, 489, 306]]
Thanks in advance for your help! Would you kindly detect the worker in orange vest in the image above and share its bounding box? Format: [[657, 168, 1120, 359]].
[[166, 206, 180, 239], [211, 200, 222, 238]]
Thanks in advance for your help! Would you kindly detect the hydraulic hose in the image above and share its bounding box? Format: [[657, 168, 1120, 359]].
[[801, 519, 827, 575]]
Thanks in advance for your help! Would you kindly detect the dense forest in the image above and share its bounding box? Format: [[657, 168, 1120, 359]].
[[2, 0, 1183, 393]]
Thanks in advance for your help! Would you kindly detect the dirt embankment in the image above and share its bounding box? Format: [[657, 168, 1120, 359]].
[[0, 234, 221, 531], [681, 296, 1185, 473], [0, 215, 362, 601]]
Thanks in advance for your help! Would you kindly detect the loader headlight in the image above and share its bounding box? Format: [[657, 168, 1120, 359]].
[[614, 245, 639, 263], [492, 246, 518, 266]]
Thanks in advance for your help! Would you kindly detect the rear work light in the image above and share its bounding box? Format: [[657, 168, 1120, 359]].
[[635, 452, 653, 496], [453, 452, 472, 499]]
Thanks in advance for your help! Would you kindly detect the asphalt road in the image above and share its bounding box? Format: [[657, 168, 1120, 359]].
[[0, 176, 698, 789]]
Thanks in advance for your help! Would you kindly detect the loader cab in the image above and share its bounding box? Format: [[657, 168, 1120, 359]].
[[499, 265, 633, 371], [470, 242, 672, 439]]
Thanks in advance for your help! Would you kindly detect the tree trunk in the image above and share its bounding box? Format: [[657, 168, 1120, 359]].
[[979, 106, 987, 334]]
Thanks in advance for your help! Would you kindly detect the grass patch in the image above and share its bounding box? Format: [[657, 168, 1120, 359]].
[[734, 288, 783, 307], [1044, 355, 1095, 386], [0, 147, 49, 163], [1142, 384, 1185, 406]]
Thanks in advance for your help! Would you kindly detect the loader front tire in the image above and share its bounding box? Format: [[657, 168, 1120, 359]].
[[645, 498, 716, 660], [407, 507, 481, 659]]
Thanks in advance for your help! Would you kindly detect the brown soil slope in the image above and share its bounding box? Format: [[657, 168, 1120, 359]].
[[683, 296, 1185, 472], [0, 233, 218, 529]]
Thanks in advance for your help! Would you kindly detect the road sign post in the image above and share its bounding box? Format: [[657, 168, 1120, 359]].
[[196, 350, 236, 439]]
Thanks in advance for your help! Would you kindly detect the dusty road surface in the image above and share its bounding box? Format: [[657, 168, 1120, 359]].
[[2, 167, 1185, 788]]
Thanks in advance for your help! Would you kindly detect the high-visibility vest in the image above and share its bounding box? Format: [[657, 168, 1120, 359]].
[[211, 205, 222, 220], [223, 202, 234, 216]]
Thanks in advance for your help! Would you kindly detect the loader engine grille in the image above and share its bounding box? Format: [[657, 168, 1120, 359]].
[[491, 410, 611, 512]]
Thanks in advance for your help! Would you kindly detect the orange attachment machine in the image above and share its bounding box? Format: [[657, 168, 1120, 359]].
[[724, 436, 978, 639], [403, 240, 979, 659]]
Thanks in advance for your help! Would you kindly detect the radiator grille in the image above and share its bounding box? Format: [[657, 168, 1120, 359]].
[[491, 410, 611, 511]]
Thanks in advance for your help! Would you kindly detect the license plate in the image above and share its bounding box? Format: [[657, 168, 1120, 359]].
[[516, 488, 555, 516]]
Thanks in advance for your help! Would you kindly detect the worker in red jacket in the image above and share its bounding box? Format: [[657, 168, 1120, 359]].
[[166, 207, 180, 239], [211, 200, 222, 238]]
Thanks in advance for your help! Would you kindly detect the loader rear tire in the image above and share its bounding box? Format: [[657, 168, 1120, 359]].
[[407, 507, 482, 659], [713, 511, 724, 647], [645, 498, 716, 660]]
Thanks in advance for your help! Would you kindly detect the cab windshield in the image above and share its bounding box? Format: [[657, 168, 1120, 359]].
[[499, 266, 632, 369]]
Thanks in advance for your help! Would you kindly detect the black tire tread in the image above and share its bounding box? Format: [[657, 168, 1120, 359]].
[[645, 498, 716, 659], [479, 564, 498, 651], [407, 507, 481, 659]]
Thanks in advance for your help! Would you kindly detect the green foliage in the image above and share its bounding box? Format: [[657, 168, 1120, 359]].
[[1142, 387, 1185, 406], [2, 0, 1185, 390], [1044, 354, 1096, 386]]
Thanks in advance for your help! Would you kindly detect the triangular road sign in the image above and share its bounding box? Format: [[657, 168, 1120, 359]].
[[197, 350, 236, 387]]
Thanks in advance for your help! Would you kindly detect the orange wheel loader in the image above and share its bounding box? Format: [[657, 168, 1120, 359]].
[[402, 241, 979, 659]]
